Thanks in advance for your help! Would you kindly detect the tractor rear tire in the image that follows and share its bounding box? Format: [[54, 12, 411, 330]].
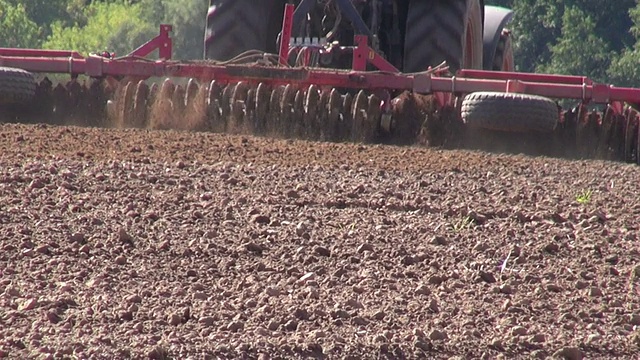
[[461, 92, 559, 133], [204, 0, 285, 61], [403, 0, 483, 73], [0, 67, 36, 105], [491, 32, 514, 72]]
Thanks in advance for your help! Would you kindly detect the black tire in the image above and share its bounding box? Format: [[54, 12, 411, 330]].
[[0, 67, 36, 105], [491, 32, 514, 72], [461, 92, 559, 133], [204, 0, 285, 61], [403, 0, 483, 73]]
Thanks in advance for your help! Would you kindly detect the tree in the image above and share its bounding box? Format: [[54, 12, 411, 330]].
[[486, 0, 635, 83], [4, 0, 75, 40], [537, 5, 611, 82], [608, 4, 640, 87], [43, 1, 155, 56], [139, 0, 209, 60], [0, 0, 41, 48]]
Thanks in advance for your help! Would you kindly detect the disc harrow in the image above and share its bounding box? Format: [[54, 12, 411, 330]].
[[7, 75, 637, 166], [96, 78, 392, 144], [2, 6, 640, 167]]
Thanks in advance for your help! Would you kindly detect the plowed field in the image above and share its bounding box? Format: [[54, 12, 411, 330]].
[[1, 123, 640, 359]]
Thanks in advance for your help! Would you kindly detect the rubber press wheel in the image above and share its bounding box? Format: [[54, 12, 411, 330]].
[[403, 0, 483, 73], [461, 92, 559, 133], [0, 67, 36, 105], [204, 0, 286, 61]]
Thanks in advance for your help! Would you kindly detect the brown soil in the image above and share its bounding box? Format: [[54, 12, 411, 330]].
[[1, 123, 640, 359]]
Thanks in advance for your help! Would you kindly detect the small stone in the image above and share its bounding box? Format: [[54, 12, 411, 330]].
[[473, 242, 489, 252], [510, 326, 527, 336], [428, 299, 439, 313], [252, 214, 270, 225], [332, 309, 350, 319], [314, 246, 331, 257], [588, 287, 603, 297], [401, 255, 416, 266], [499, 284, 514, 294], [157, 240, 170, 251], [286, 190, 299, 198], [283, 319, 298, 331], [148, 346, 170, 360], [29, 179, 45, 189], [586, 334, 601, 343], [118, 229, 134, 246], [126, 294, 142, 304], [295, 222, 307, 236], [490, 339, 504, 350], [115, 256, 127, 265], [530, 333, 546, 343], [119, 310, 133, 321], [169, 313, 182, 326], [552, 346, 583, 360], [429, 329, 447, 340], [479, 271, 496, 283], [19, 298, 38, 311], [428, 275, 444, 285], [298, 272, 315, 284], [46, 311, 61, 324], [267, 320, 280, 331], [265, 287, 281, 297], [543, 243, 560, 254], [357, 243, 374, 253], [348, 316, 365, 326], [293, 308, 309, 320], [346, 298, 364, 309], [313, 330, 327, 340], [70, 233, 86, 244], [198, 316, 215, 327], [415, 284, 431, 296], [628, 314, 640, 325], [547, 283, 563, 292], [244, 242, 264, 253], [36, 244, 50, 255], [226, 321, 243, 332], [575, 281, 588, 290], [79, 244, 91, 254], [551, 212, 567, 223], [530, 350, 546, 359], [431, 236, 448, 245]]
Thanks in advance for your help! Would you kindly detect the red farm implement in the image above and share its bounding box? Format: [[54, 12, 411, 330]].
[[0, 1, 639, 164]]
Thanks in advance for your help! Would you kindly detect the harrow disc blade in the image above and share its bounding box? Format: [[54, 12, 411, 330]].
[[11, 74, 640, 168]]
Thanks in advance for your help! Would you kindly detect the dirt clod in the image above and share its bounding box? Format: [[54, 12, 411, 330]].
[[553, 346, 584, 360]]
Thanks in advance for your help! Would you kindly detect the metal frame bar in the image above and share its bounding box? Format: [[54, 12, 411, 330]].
[[0, 12, 638, 108]]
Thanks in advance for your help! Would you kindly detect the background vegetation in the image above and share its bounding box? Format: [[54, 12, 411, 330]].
[[1, 0, 639, 86]]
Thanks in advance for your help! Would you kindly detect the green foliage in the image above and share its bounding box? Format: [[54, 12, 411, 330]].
[[44, 1, 156, 56], [609, 4, 640, 87], [486, 0, 636, 85], [0, 0, 41, 48], [575, 189, 593, 205], [537, 5, 611, 82], [139, 0, 209, 60], [451, 216, 474, 232], [1, 0, 640, 86]]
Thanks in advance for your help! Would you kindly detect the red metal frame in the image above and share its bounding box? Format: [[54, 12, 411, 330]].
[[0, 8, 638, 114]]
